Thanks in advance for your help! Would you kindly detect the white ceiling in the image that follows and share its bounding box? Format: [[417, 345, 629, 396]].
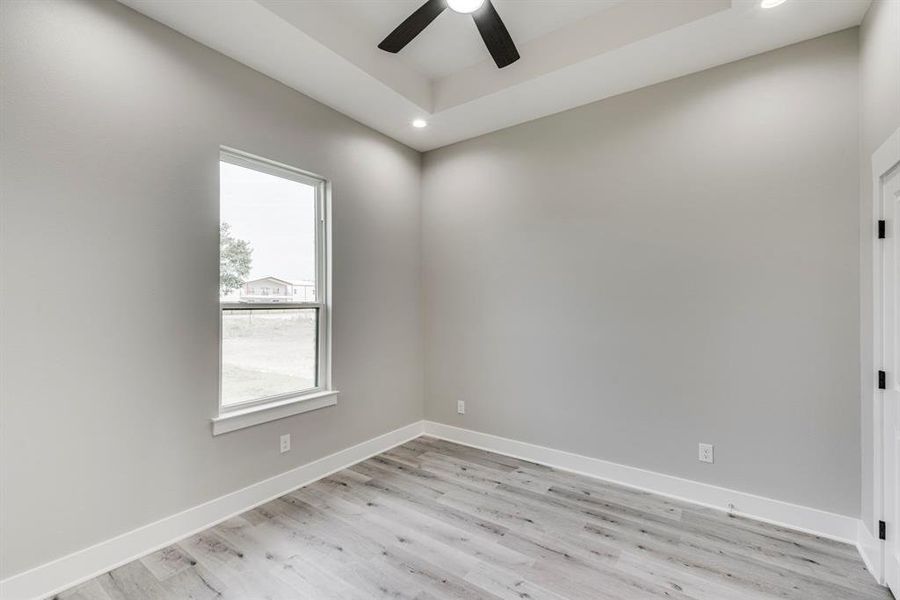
[[117, 0, 870, 152]]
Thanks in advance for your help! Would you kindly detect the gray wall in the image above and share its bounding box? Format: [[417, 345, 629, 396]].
[[422, 30, 861, 516], [859, 0, 900, 534], [0, 0, 423, 578]]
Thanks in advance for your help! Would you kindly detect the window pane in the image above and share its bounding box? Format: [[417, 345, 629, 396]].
[[219, 160, 316, 303], [221, 308, 318, 406]]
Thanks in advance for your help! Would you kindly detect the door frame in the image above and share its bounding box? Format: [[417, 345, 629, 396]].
[[868, 126, 900, 585]]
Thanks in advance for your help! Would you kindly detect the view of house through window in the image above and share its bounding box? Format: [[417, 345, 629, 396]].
[[219, 152, 325, 409]]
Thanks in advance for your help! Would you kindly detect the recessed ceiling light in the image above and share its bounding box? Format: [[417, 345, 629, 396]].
[[447, 0, 485, 14], [412, 119, 428, 128], [760, 0, 787, 8]]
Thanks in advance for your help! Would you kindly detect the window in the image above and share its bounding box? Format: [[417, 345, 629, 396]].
[[213, 148, 334, 435]]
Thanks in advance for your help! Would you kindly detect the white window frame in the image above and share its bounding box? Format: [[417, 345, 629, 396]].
[[212, 147, 336, 435]]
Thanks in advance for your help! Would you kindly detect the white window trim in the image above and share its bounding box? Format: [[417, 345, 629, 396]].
[[212, 390, 338, 436], [213, 147, 336, 435]]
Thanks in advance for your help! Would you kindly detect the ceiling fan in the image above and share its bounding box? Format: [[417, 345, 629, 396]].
[[378, 0, 520, 69]]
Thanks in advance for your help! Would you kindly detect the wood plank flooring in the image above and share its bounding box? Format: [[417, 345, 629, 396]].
[[54, 436, 892, 600]]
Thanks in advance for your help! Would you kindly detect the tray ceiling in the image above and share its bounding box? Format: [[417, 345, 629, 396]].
[[117, 0, 870, 151]]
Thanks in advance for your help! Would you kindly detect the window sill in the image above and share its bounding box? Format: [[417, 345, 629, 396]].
[[211, 390, 339, 436]]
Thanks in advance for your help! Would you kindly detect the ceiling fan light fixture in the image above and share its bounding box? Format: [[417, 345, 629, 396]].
[[378, 0, 518, 69], [447, 0, 485, 14]]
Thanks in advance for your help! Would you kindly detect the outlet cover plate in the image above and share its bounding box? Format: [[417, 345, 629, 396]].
[[698, 443, 714, 464]]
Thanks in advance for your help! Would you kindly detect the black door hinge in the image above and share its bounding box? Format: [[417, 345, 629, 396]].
[[879, 520, 886, 540], [878, 220, 886, 239], [879, 371, 887, 390]]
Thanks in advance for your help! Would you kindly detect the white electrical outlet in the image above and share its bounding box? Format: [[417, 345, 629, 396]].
[[698, 443, 714, 464], [457, 400, 465, 415], [280, 434, 291, 454]]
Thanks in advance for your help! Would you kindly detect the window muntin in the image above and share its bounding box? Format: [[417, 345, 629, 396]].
[[218, 149, 329, 413]]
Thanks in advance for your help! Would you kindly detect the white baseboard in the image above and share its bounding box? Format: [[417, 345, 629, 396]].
[[423, 421, 860, 544], [0, 420, 427, 600], [857, 519, 885, 585], [2, 419, 879, 599]]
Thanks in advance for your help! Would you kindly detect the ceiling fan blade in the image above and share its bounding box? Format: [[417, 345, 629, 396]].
[[378, 0, 447, 53], [472, 1, 519, 68]]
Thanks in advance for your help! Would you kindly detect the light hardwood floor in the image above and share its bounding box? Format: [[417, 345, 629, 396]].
[[55, 436, 891, 599]]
